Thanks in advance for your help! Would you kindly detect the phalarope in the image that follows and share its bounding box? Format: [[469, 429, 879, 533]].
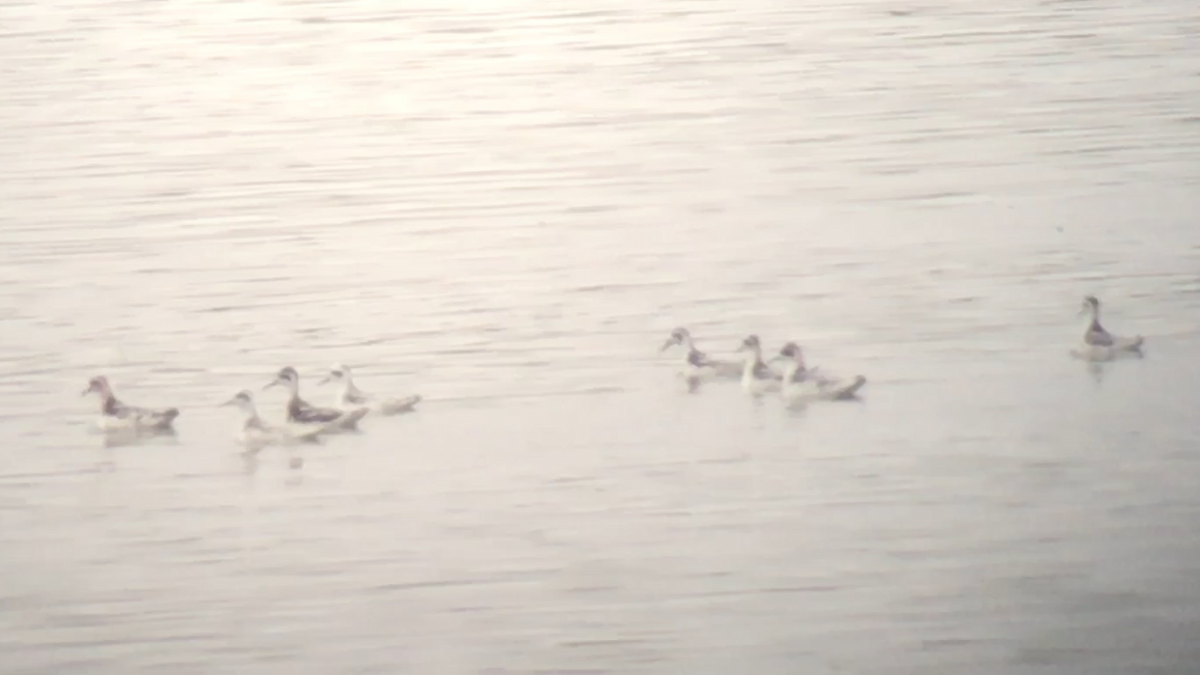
[[736, 335, 781, 395], [772, 342, 866, 403], [264, 366, 368, 431], [219, 389, 329, 451], [660, 327, 743, 388], [1072, 295, 1144, 361], [318, 363, 421, 416], [81, 375, 179, 434]]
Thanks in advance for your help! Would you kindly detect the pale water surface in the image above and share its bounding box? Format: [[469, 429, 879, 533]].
[[2, 0, 1200, 673]]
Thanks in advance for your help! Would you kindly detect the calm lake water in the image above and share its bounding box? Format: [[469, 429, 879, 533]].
[[2, 0, 1199, 673]]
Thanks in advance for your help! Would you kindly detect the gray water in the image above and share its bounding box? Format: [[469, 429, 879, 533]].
[[2, 0, 1200, 673]]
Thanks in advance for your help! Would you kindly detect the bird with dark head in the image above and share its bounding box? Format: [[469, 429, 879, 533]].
[[318, 363, 420, 416], [737, 334, 762, 353], [82, 375, 179, 433], [219, 390, 256, 412], [264, 366, 368, 429], [264, 366, 301, 393], [660, 327, 693, 352], [660, 327, 738, 390], [1075, 294, 1144, 356], [778, 342, 802, 360], [773, 342, 810, 379], [770, 340, 867, 402], [220, 387, 333, 448], [735, 334, 779, 394]]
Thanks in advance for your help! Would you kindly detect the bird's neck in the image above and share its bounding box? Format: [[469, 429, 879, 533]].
[[336, 379, 359, 402], [784, 360, 804, 380], [240, 404, 265, 428]]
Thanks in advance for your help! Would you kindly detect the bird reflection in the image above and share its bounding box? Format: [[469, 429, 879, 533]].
[[100, 428, 178, 449], [239, 447, 304, 478], [784, 399, 811, 418], [240, 451, 260, 476]]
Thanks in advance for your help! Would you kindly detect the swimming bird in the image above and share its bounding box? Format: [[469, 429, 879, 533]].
[[1072, 295, 1144, 361], [219, 389, 330, 451], [318, 363, 421, 416], [264, 366, 368, 431], [660, 327, 743, 389], [773, 342, 866, 403], [736, 335, 781, 395], [81, 375, 179, 434]]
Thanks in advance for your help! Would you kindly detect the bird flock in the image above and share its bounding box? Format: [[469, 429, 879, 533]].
[[658, 294, 1143, 401], [660, 329, 867, 402], [81, 362, 421, 454], [81, 295, 1143, 452]]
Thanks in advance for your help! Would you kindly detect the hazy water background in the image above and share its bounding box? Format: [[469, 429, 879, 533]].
[[2, 0, 1200, 673]]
